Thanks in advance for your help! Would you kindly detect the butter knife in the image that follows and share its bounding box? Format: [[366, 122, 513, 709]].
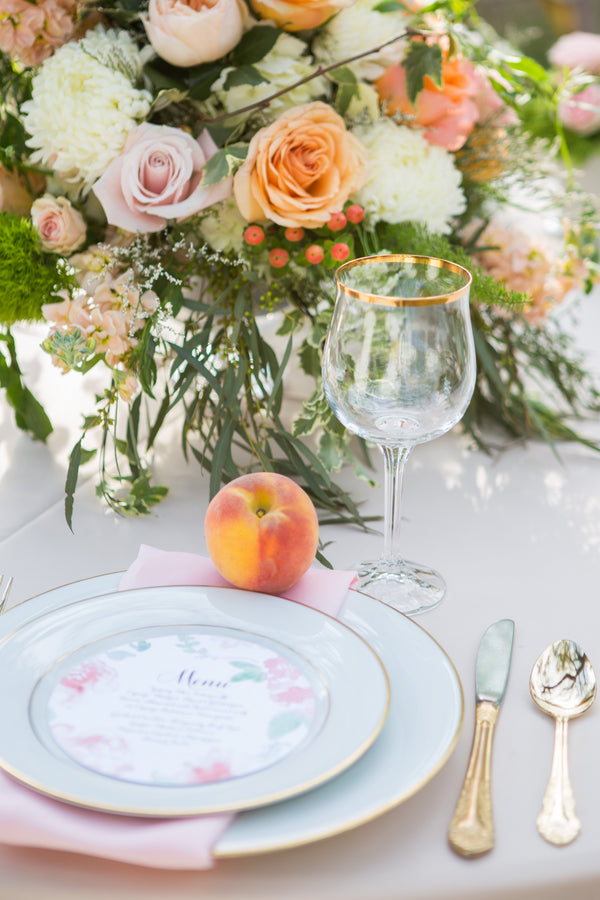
[[448, 618, 515, 857]]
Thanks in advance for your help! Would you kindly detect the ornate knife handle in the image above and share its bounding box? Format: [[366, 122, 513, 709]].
[[448, 700, 499, 857]]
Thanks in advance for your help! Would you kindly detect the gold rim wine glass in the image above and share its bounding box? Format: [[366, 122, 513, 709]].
[[321, 254, 475, 615]]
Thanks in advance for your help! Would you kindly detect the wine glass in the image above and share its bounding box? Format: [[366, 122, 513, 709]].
[[322, 254, 475, 615]]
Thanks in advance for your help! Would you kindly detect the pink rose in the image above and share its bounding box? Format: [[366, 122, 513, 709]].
[[31, 195, 86, 254], [558, 82, 600, 136], [92, 123, 233, 234], [549, 31, 600, 74], [143, 0, 248, 67]]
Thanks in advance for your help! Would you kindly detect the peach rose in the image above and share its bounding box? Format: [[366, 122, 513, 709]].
[[376, 52, 479, 152], [92, 123, 233, 234], [31, 195, 86, 254], [143, 0, 248, 67], [249, 0, 355, 31], [0, 164, 34, 215], [233, 101, 369, 228]]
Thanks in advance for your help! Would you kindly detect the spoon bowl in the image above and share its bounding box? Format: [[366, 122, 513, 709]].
[[530, 639, 596, 846]]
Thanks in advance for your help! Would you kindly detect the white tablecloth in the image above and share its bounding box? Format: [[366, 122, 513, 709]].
[[1, 286, 600, 899]]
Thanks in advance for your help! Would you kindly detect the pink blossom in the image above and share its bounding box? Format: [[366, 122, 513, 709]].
[[0, 0, 77, 67], [471, 67, 519, 127], [191, 762, 231, 783], [93, 122, 233, 234], [558, 82, 600, 136], [60, 659, 116, 694], [42, 293, 94, 332], [275, 686, 315, 705], [549, 31, 600, 74], [474, 217, 585, 322]]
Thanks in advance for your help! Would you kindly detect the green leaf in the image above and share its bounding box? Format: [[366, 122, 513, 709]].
[[231, 25, 279, 66], [374, 0, 410, 10], [505, 55, 551, 85], [200, 143, 248, 186], [267, 711, 304, 739], [318, 431, 344, 471], [229, 661, 266, 682], [187, 64, 224, 101], [223, 65, 267, 90], [65, 437, 83, 533], [150, 87, 189, 114], [0, 332, 52, 441], [403, 41, 442, 105]]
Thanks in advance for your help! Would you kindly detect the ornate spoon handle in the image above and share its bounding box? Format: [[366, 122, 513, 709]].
[[537, 716, 581, 845], [448, 700, 499, 857]]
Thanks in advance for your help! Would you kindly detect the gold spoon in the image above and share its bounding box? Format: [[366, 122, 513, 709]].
[[530, 639, 596, 846]]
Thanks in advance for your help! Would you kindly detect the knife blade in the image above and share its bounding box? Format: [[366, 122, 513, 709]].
[[448, 618, 515, 857]]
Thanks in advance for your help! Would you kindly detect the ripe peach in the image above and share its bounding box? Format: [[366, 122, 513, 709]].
[[204, 472, 319, 594]]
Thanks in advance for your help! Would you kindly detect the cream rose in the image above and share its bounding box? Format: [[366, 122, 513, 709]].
[[249, 0, 355, 31], [31, 195, 86, 254], [233, 101, 369, 229], [144, 0, 248, 67], [92, 123, 233, 234]]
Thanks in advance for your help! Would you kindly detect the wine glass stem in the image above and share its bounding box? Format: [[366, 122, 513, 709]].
[[381, 444, 412, 562]]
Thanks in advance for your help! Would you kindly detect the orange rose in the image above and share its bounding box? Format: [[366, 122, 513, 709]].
[[233, 102, 368, 229], [249, 0, 355, 32], [376, 52, 479, 152]]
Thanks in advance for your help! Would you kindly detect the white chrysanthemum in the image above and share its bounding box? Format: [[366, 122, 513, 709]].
[[21, 26, 152, 191], [312, 0, 413, 83], [214, 32, 327, 121], [198, 196, 247, 254], [352, 120, 467, 235]]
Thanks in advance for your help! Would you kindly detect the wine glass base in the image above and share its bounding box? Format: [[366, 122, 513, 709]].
[[356, 558, 445, 615]]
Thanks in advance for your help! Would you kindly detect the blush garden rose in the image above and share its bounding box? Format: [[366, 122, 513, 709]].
[[144, 0, 248, 67]]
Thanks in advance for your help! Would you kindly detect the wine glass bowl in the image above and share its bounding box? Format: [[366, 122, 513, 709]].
[[322, 254, 475, 614]]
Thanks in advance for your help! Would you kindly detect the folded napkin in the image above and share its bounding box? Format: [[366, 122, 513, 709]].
[[0, 545, 356, 869]]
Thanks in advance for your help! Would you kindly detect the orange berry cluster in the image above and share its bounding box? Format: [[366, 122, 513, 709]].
[[242, 205, 365, 271]]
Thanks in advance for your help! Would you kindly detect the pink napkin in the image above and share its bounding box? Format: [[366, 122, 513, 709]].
[[0, 545, 356, 869]]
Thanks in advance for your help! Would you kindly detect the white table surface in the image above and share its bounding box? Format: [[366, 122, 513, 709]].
[[2, 227, 600, 898]]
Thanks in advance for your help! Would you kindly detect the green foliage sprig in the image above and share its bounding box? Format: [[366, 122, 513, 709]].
[[0, 212, 75, 325]]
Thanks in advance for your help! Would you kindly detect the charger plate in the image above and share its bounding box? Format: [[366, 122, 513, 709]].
[[0, 585, 389, 816], [0, 574, 463, 854]]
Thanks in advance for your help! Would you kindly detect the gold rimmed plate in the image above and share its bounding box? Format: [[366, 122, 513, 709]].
[[0, 585, 389, 817], [0, 575, 463, 854]]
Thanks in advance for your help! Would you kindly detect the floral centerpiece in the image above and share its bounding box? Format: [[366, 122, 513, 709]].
[[1, 0, 599, 531]]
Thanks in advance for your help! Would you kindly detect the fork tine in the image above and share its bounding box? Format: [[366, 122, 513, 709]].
[[0, 576, 14, 614]]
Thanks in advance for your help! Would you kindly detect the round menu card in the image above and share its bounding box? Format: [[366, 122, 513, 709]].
[[45, 628, 321, 787]]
